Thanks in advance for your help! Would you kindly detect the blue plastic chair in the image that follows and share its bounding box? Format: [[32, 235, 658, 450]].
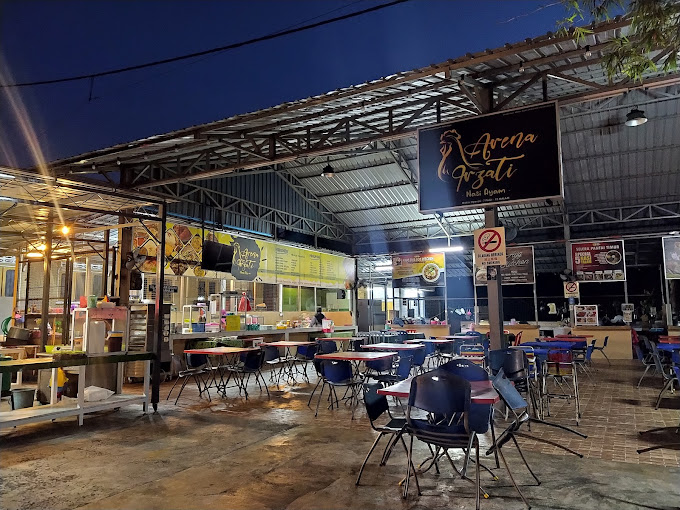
[[373, 355, 412, 385], [403, 370, 488, 505], [410, 347, 426, 374], [655, 364, 680, 410], [319, 340, 338, 354], [365, 357, 393, 379], [228, 349, 269, 400], [295, 343, 318, 383], [439, 358, 489, 382], [315, 360, 362, 419]]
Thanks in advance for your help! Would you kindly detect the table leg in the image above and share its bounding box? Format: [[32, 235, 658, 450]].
[[77, 365, 85, 425], [50, 367, 58, 404], [142, 360, 150, 413]]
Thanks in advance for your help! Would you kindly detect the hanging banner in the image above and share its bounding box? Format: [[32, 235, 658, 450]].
[[662, 236, 680, 280], [474, 246, 534, 285], [571, 240, 626, 282], [392, 253, 445, 288], [418, 103, 562, 212], [473, 227, 507, 267]]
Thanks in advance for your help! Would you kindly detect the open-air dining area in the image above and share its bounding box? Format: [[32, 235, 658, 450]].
[[2, 2, 680, 509]]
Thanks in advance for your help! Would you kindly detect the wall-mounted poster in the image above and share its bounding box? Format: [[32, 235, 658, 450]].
[[474, 246, 535, 285], [662, 236, 680, 279], [571, 240, 626, 282], [392, 253, 445, 288], [418, 103, 562, 212], [574, 304, 598, 327]]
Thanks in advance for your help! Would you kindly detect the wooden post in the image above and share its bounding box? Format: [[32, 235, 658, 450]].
[[151, 202, 167, 412], [40, 212, 53, 350]]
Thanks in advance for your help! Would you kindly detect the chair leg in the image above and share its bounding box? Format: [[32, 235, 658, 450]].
[[166, 374, 182, 400], [257, 369, 270, 398], [475, 438, 481, 510], [356, 432, 384, 486], [514, 432, 584, 457], [497, 442, 531, 509], [399, 435, 421, 495], [314, 382, 326, 417], [511, 435, 540, 485], [655, 378, 675, 410], [403, 434, 417, 499], [307, 378, 322, 407], [173, 376, 190, 405], [637, 364, 652, 388], [490, 411, 500, 469]]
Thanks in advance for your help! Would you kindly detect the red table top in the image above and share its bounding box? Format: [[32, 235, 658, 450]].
[[184, 347, 259, 355], [659, 335, 680, 343], [362, 343, 425, 350], [378, 378, 499, 404], [315, 351, 396, 361], [266, 341, 317, 347]]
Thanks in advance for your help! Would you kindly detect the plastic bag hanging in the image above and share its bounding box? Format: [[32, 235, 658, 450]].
[[238, 292, 252, 312]]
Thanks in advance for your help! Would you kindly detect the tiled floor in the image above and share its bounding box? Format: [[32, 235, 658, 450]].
[[514, 358, 680, 466]]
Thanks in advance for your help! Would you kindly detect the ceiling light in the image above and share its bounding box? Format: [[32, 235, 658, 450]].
[[518, 65, 525, 73], [116, 158, 121, 166], [37, 243, 47, 251], [670, 231, 680, 235], [584, 45, 592, 58], [0, 196, 16, 202], [26, 251, 43, 258], [625, 108, 647, 127], [435, 246, 464, 253], [0, 172, 15, 180], [61, 226, 70, 235], [321, 164, 335, 178]]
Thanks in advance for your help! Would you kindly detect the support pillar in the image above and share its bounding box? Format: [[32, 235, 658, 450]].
[[40, 212, 53, 350], [485, 207, 504, 350], [152, 203, 167, 412]]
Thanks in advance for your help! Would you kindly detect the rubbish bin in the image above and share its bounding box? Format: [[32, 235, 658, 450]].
[[10, 388, 35, 410], [0, 355, 11, 395]]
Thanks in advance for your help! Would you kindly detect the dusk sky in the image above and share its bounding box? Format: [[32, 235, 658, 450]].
[[0, 1, 567, 168]]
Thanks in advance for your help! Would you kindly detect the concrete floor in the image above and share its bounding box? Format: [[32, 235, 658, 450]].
[[1, 364, 679, 510]]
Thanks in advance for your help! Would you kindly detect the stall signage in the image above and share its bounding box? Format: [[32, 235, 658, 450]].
[[231, 237, 261, 281], [622, 303, 634, 323], [662, 236, 680, 279], [574, 304, 598, 327], [418, 103, 562, 212], [392, 253, 445, 288], [571, 240, 626, 282], [474, 246, 534, 285], [563, 281, 580, 298], [473, 227, 506, 267]]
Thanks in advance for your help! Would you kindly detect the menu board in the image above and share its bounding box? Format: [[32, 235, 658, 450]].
[[392, 253, 445, 288], [132, 222, 354, 289], [574, 304, 598, 327], [474, 246, 534, 285], [663, 236, 680, 279], [571, 240, 626, 282]]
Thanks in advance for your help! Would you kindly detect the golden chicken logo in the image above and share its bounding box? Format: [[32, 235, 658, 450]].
[[437, 127, 538, 198]]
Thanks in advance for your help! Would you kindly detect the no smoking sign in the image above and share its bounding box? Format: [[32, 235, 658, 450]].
[[473, 227, 506, 267], [564, 281, 580, 298]]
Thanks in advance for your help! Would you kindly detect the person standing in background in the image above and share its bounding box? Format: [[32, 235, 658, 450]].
[[310, 307, 326, 327]]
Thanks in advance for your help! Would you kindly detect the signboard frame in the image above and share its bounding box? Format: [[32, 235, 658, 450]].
[[662, 236, 680, 280], [474, 245, 535, 285], [574, 304, 598, 327], [563, 281, 580, 299], [417, 102, 564, 213], [570, 239, 627, 283]]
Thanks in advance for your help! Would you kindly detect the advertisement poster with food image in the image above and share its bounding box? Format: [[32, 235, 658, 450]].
[[474, 246, 534, 285], [418, 103, 562, 212], [571, 240, 626, 282], [392, 253, 445, 288], [662, 236, 680, 279], [574, 304, 598, 327]]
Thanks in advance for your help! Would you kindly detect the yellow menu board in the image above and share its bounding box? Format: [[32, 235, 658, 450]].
[[132, 221, 354, 288]]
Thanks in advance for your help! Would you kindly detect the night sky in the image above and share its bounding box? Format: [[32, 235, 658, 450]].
[[0, 1, 565, 168]]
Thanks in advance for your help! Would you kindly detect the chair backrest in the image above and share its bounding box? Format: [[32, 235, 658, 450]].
[[547, 349, 574, 376], [322, 359, 353, 383], [487, 349, 507, 375], [408, 370, 470, 417], [312, 357, 325, 377], [366, 357, 392, 373], [502, 349, 527, 380], [186, 353, 208, 368], [410, 347, 426, 367], [251, 337, 264, 348], [439, 358, 489, 381], [297, 344, 318, 359], [492, 368, 528, 413], [319, 340, 338, 354], [243, 349, 264, 370], [262, 344, 281, 362], [396, 355, 413, 380], [362, 382, 389, 425]]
